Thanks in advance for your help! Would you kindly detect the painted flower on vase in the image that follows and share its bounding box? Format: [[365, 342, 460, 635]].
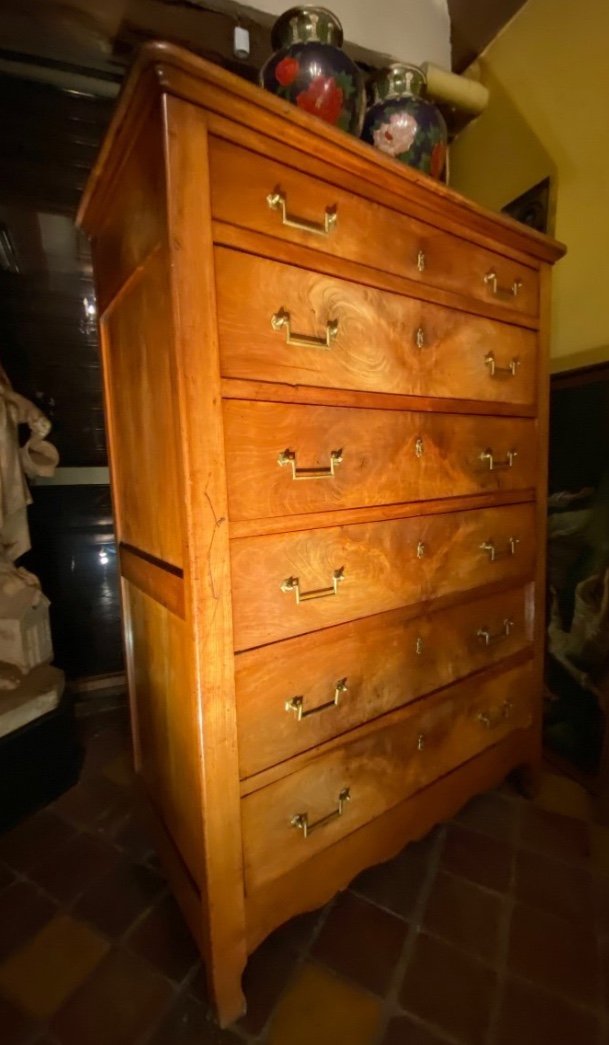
[[275, 56, 300, 86], [260, 8, 364, 135], [296, 75, 344, 125], [430, 141, 447, 179], [372, 111, 418, 158]]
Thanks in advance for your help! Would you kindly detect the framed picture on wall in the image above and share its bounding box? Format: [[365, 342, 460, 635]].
[[502, 177, 551, 234]]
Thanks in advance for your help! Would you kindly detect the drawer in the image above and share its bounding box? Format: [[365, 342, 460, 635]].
[[216, 249, 537, 405], [223, 401, 537, 522], [230, 502, 536, 649], [236, 584, 533, 779], [209, 138, 539, 317], [242, 660, 535, 890]]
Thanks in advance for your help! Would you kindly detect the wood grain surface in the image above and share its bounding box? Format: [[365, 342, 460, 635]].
[[214, 222, 542, 332], [161, 96, 247, 1023], [89, 91, 165, 313], [223, 400, 537, 521], [100, 247, 185, 569], [242, 659, 534, 891], [209, 137, 539, 317], [215, 248, 538, 404], [77, 42, 565, 1028], [235, 583, 533, 779], [78, 44, 565, 268], [230, 502, 536, 649], [244, 719, 537, 950], [124, 580, 204, 885], [119, 545, 184, 619]]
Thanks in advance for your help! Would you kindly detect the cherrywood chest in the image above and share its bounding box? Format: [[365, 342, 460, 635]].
[[77, 42, 565, 1027]]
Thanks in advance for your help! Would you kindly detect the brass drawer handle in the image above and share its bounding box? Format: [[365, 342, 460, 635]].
[[484, 352, 520, 378], [286, 678, 348, 721], [478, 700, 514, 729], [278, 448, 343, 480], [480, 537, 520, 562], [281, 567, 345, 604], [291, 787, 351, 838], [476, 618, 514, 647], [417, 733, 425, 751], [271, 307, 339, 349], [267, 189, 337, 236], [416, 540, 426, 559], [417, 248, 426, 272], [480, 448, 518, 471], [415, 327, 425, 349], [484, 270, 523, 298]]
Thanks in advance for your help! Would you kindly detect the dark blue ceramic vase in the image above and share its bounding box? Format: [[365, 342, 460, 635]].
[[362, 64, 447, 179], [259, 6, 365, 135]]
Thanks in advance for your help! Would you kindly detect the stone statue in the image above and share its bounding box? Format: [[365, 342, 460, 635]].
[[0, 364, 58, 688]]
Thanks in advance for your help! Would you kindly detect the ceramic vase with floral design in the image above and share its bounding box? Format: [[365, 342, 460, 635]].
[[362, 64, 447, 180], [259, 6, 365, 135]]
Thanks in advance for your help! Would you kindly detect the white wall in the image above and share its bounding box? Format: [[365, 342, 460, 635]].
[[250, 0, 451, 67]]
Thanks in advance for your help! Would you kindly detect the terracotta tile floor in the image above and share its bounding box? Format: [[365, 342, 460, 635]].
[[0, 704, 608, 1045]]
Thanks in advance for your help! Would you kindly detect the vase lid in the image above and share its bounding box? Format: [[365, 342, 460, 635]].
[[370, 63, 426, 103], [271, 6, 344, 49]]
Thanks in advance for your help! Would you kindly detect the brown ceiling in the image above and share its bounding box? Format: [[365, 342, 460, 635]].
[[448, 0, 529, 72]]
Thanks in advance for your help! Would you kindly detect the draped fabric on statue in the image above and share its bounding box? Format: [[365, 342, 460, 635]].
[[0, 364, 58, 562], [0, 363, 58, 690]]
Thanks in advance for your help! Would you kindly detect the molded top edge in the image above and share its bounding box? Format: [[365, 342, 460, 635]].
[[77, 40, 565, 266]]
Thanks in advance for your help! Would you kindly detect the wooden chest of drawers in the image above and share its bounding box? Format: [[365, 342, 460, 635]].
[[78, 42, 564, 1028]]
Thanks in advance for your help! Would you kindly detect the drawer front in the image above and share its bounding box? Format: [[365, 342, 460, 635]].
[[237, 584, 533, 779], [230, 502, 536, 649], [224, 401, 537, 522], [216, 249, 537, 405], [209, 138, 539, 317], [242, 660, 535, 890]]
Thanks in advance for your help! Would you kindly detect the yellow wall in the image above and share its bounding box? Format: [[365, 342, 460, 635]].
[[450, 0, 609, 370]]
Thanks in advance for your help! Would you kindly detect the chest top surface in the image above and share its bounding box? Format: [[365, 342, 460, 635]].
[[77, 41, 565, 273]]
